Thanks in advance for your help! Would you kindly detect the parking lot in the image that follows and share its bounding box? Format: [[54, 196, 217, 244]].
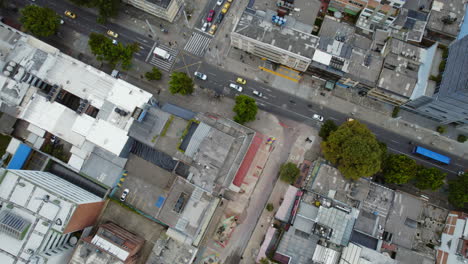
[[117, 154, 176, 219]]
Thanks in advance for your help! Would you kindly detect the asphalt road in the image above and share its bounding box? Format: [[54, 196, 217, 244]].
[[12, 0, 468, 177]]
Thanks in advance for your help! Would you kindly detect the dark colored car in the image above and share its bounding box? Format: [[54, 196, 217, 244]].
[[207, 10, 215, 22], [216, 13, 225, 24]]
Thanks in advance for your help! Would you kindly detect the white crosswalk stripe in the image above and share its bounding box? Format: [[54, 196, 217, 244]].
[[184, 32, 212, 57], [147, 44, 179, 72]]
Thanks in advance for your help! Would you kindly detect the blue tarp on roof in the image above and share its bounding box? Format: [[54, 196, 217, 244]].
[[7, 143, 31, 169], [161, 103, 196, 120], [155, 196, 165, 208]]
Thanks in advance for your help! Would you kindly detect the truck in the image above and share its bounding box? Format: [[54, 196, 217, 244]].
[[153, 47, 171, 60]]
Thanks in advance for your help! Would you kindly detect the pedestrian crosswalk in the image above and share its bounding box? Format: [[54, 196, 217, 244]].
[[184, 32, 212, 57], [147, 44, 179, 72]]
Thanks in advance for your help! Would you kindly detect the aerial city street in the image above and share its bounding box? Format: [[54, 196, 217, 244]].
[[0, 0, 467, 263]]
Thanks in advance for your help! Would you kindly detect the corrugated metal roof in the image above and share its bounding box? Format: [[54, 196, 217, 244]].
[[185, 122, 211, 158], [161, 103, 196, 120]]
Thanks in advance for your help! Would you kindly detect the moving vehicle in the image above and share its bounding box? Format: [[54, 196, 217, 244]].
[[120, 189, 129, 202], [194, 72, 207, 80], [312, 114, 324, 122], [222, 3, 231, 14], [229, 83, 243, 92], [64, 10, 76, 19], [252, 90, 262, 97], [207, 10, 215, 22], [217, 0, 224, 5], [209, 24, 218, 35], [112, 39, 118, 45], [236, 77, 246, 84], [412, 146, 451, 165], [107, 30, 118, 38], [153, 47, 171, 60]]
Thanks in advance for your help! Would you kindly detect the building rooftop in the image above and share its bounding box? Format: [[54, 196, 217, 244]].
[[276, 225, 319, 264], [392, 8, 428, 42], [146, 0, 173, 9], [0, 23, 153, 187], [0, 169, 102, 264], [234, 9, 319, 60], [156, 177, 218, 244], [146, 236, 196, 264], [427, 0, 467, 37], [340, 242, 398, 264], [343, 49, 384, 87], [437, 211, 468, 264], [316, 206, 358, 246], [384, 192, 423, 249]]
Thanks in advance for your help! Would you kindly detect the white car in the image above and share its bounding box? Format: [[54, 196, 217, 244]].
[[194, 71, 207, 80], [217, 0, 224, 5], [312, 114, 324, 122], [201, 22, 209, 32], [120, 189, 129, 202], [229, 83, 243, 92], [252, 90, 262, 97]]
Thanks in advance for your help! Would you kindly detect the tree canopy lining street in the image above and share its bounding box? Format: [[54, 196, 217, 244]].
[[168, 72, 194, 95], [321, 120, 384, 180], [69, 0, 120, 23], [20, 5, 60, 37], [88, 33, 139, 70], [233, 95, 258, 125]]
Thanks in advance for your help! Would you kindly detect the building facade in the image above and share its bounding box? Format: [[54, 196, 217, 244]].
[[0, 169, 104, 264], [405, 35, 468, 132], [122, 0, 183, 22]]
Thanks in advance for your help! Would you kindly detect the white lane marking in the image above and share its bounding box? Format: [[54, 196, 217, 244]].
[[390, 140, 400, 144], [328, 116, 339, 121]]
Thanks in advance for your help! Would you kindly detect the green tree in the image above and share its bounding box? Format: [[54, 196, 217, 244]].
[[145, 67, 162, 81], [457, 134, 467, 143], [279, 162, 300, 184], [20, 6, 60, 37], [383, 154, 417, 184], [69, 0, 119, 23], [448, 173, 468, 208], [233, 95, 258, 124], [266, 203, 274, 212], [414, 167, 445, 190], [319, 120, 338, 140], [436, 125, 446, 134], [259, 258, 270, 264], [88, 33, 139, 69], [169, 72, 194, 95], [321, 121, 383, 180]]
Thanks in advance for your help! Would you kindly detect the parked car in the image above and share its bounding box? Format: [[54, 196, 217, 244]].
[[64, 10, 76, 19], [216, 13, 225, 24], [229, 83, 243, 92], [236, 77, 246, 84], [209, 24, 218, 35], [207, 10, 215, 22], [120, 189, 129, 202], [222, 2, 231, 14], [347, 117, 355, 122], [216, 0, 224, 5], [194, 71, 207, 80], [252, 90, 262, 97], [201, 22, 210, 31], [112, 39, 118, 45], [312, 114, 324, 122]]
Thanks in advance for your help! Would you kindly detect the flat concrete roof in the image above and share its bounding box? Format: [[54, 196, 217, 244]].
[[234, 9, 319, 59], [276, 225, 319, 264], [427, 0, 466, 37], [384, 192, 423, 249]]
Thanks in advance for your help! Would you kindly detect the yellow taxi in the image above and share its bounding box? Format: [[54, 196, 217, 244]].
[[209, 24, 218, 35], [64, 10, 76, 19], [236, 77, 246, 84], [222, 2, 231, 14], [107, 30, 119, 38]]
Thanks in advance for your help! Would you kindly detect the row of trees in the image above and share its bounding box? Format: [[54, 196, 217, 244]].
[[20, 6, 61, 37], [319, 119, 467, 208], [88, 33, 139, 70], [69, 0, 120, 23]]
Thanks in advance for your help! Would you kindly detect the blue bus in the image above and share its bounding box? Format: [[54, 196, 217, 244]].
[[413, 146, 451, 165]]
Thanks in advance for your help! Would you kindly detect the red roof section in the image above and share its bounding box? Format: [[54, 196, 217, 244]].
[[232, 133, 263, 187]]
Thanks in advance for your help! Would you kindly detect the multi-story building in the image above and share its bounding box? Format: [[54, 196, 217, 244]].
[[69, 222, 145, 264], [405, 35, 468, 133], [329, 0, 405, 16], [356, 0, 399, 33], [231, 9, 319, 72], [0, 168, 104, 264], [436, 211, 468, 264], [122, 0, 183, 22], [425, 0, 467, 44], [0, 22, 153, 188]]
